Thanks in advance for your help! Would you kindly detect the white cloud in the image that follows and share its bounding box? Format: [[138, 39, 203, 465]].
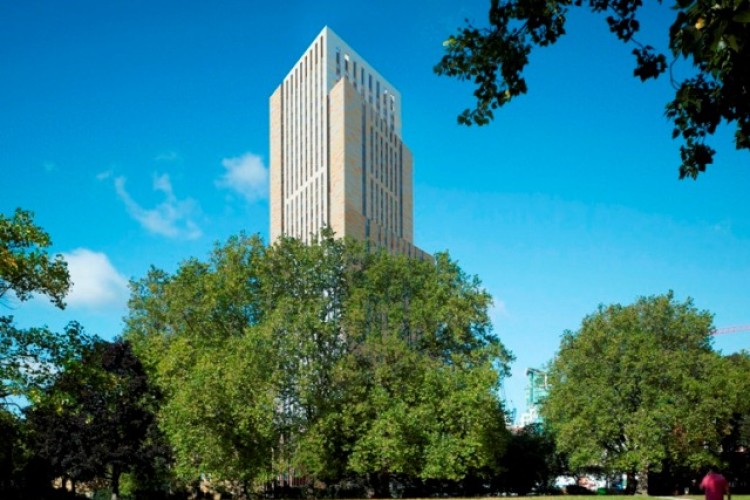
[[96, 169, 113, 181], [216, 152, 268, 202], [492, 299, 509, 318], [62, 249, 129, 309], [114, 173, 202, 240], [486, 290, 509, 326], [155, 151, 180, 162]]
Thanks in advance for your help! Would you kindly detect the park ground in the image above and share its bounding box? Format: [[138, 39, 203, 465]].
[[367, 497, 750, 500], [515, 497, 747, 500]]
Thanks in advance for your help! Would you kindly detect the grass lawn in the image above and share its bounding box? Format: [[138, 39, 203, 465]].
[[494, 497, 750, 500], [393, 497, 750, 500], [673, 497, 750, 500]]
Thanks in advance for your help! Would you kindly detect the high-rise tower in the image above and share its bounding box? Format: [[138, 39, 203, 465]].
[[269, 27, 429, 259]]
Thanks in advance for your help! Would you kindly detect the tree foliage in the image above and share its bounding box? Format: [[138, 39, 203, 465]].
[[126, 234, 276, 488], [0, 208, 69, 307], [496, 423, 564, 495], [0, 208, 79, 410], [435, 0, 750, 179], [125, 232, 513, 494], [0, 319, 93, 410], [719, 352, 750, 490], [299, 251, 510, 494], [0, 208, 81, 498], [542, 292, 736, 493], [25, 339, 169, 499]]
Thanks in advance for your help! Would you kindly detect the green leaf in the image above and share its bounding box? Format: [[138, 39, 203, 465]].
[[543, 293, 733, 492], [725, 34, 740, 51]]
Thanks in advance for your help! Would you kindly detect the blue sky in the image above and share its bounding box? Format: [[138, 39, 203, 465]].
[[1, 0, 748, 420]]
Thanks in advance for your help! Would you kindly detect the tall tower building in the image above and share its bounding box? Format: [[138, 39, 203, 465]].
[[269, 27, 429, 259]]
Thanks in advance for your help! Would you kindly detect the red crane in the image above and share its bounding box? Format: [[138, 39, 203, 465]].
[[711, 325, 750, 335]]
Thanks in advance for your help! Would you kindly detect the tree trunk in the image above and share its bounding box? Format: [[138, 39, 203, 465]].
[[111, 466, 120, 500], [625, 471, 637, 495], [369, 472, 391, 498], [637, 466, 649, 495]]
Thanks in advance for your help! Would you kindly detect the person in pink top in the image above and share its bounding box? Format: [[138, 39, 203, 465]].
[[700, 466, 731, 500]]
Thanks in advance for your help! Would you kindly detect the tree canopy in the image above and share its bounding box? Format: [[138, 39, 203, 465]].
[[0, 208, 69, 308], [0, 209, 78, 411], [25, 339, 168, 500], [542, 292, 737, 493], [0, 208, 105, 498], [125, 232, 513, 496], [718, 352, 750, 490], [435, 0, 750, 179], [496, 423, 564, 495], [0, 319, 93, 410]]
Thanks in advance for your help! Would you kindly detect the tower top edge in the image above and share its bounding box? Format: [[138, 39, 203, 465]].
[[273, 26, 400, 99]]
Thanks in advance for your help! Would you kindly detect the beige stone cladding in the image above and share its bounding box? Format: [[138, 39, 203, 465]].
[[328, 77, 427, 258], [328, 78, 366, 240], [401, 146, 414, 244], [269, 87, 283, 242], [269, 29, 329, 244]]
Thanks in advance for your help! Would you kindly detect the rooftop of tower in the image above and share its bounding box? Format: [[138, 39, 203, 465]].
[[276, 26, 403, 136]]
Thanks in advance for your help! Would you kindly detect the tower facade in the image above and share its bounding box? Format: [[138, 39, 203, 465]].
[[269, 27, 429, 259]]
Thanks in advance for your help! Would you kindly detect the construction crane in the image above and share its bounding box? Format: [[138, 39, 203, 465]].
[[711, 325, 750, 335]]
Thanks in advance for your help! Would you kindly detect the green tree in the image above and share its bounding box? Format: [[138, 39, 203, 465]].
[[0, 208, 69, 307], [300, 251, 511, 496], [126, 234, 277, 494], [0, 405, 23, 494], [125, 232, 513, 495], [542, 292, 732, 493], [0, 319, 92, 409], [126, 233, 356, 492], [497, 423, 563, 495], [435, 0, 750, 179], [0, 208, 75, 498], [1, 208, 75, 409], [719, 352, 750, 491], [26, 339, 168, 500]]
